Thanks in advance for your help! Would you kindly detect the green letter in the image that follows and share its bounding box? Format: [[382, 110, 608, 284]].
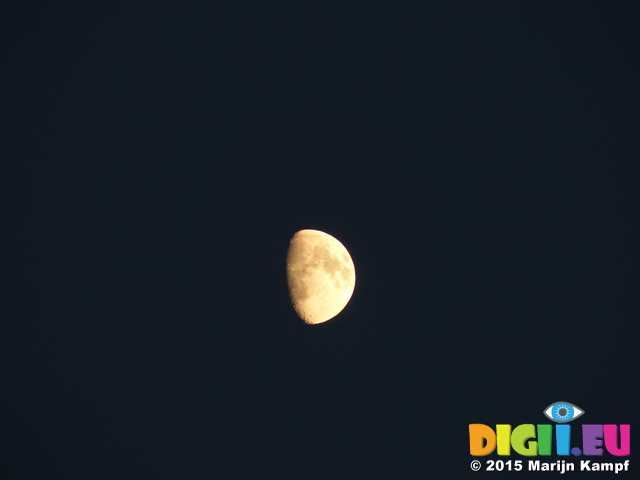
[[511, 424, 537, 456], [537, 425, 552, 455]]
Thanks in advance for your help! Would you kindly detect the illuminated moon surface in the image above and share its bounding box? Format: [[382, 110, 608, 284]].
[[286, 229, 356, 324]]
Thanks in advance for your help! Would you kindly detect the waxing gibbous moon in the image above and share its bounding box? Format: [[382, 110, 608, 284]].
[[286, 229, 356, 325]]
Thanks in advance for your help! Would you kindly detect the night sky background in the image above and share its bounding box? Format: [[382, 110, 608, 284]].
[[2, 2, 639, 478]]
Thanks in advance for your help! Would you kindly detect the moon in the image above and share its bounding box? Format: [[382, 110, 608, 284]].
[[286, 229, 356, 324]]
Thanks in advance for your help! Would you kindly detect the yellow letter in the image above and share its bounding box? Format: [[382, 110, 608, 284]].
[[497, 424, 512, 455]]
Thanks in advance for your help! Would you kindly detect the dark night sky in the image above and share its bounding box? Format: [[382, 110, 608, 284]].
[[2, 2, 639, 479]]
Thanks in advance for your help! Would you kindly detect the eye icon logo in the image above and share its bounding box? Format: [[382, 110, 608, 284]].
[[543, 401, 585, 423]]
